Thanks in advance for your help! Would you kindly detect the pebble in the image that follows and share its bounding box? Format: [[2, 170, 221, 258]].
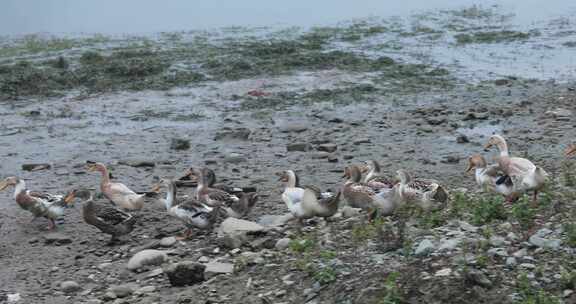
[[275, 238, 291, 251], [126, 250, 168, 271], [60, 281, 81, 293], [164, 261, 206, 287], [159, 237, 177, 247], [43, 232, 72, 245], [415, 239, 435, 256]]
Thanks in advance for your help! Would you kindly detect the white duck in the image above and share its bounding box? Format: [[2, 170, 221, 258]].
[[484, 135, 548, 203], [276, 170, 338, 223]]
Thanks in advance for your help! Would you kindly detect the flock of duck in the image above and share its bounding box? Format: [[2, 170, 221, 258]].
[[0, 134, 570, 244]]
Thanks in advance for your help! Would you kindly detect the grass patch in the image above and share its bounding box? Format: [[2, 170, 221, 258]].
[[455, 30, 533, 44], [516, 272, 561, 304]]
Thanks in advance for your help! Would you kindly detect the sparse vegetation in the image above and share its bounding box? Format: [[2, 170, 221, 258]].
[[455, 30, 533, 44]]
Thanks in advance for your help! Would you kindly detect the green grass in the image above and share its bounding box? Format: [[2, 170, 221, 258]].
[[455, 30, 533, 44], [516, 273, 561, 304]]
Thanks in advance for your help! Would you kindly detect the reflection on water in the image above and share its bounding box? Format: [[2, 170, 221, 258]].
[[1, 0, 575, 35]]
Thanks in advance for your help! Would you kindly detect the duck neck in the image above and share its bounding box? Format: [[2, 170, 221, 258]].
[[14, 180, 26, 199], [165, 182, 177, 210], [286, 171, 299, 188], [497, 140, 509, 157], [98, 166, 110, 187], [399, 171, 412, 185]]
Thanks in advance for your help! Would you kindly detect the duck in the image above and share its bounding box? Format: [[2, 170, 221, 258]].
[[276, 170, 339, 223], [81, 191, 136, 244], [360, 160, 397, 190], [342, 165, 398, 218], [466, 154, 515, 199], [194, 167, 241, 207], [156, 179, 222, 239], [484, 135, 548, 203], [0, 176, 75, 230], [395, 170, 448, 211], [181, 167, 247, 194], [302, 187, 341, 220], [86, 162, 155, 210]]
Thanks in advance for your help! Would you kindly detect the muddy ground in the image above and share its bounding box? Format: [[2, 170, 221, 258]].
[[1, 6, 576, 304]]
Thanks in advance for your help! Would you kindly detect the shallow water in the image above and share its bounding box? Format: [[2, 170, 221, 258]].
[[2, 0, 576, 35]]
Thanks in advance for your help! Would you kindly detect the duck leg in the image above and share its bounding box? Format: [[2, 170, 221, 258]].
[[176, 228, 193, 240], [531, 190, 539, 208], [47, 219, 56, 230]]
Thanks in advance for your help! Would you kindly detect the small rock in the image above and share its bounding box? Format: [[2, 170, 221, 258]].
[[22, 163, 51, 171], [127, 250, 168, 271], [415, 239, 435, 256], [441, 155, 460, 164], [219, 218, 265, 236], [170, 138, 190, 150], [317, 143, 337, 153], [118, 159, 155, 168], [489, 236, 506, 247], [204, 262, 234, 279], [341, 206, 362, 218], [456, 135, 469, 143], [353, 138, 371, 145], [108, 284, 136, 298], [60, 281, 81, 293], [214, 128, 251, 141], [287, 143, 313, 152], [275, 238, 291, 251], [529, 235, 562, 250], [164, 261, 206, 286], [217, 233, 247, 249], [464, 269, 492, 288], [279, 124, 308, 133], [43, 232, 72, 245], [159, 237, 177, 247], [435, 268, 452, 277], [459, 221, 479, 232], [494, 79, 511, 86], [258, 214, 294, 227], [223, 153, 248, 164], [198, 256, 210, 263], [136, 286, 156, 294], [438, 238, 461, 251], [506, 257, 517, 267]]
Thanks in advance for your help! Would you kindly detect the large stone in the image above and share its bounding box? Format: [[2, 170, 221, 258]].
[[415, 239, 435, 256], [164, 261, 206, 286], [43, 232, 72, 245], [275, 238, 291, 251], [217, 233, 247, 249], [219, 218, 265, 236], [317, 143, 337, 153], [529, 235, 562, 250], [60, 281, 81, 293], [108, 284, 137, 298], [214, 128, 251, 141], [286, 143, 313, 152], [258, 214, 294, 227], [159, 237, 177, 247], [204, 262, 234, 279], [127, 250, 168, 271]]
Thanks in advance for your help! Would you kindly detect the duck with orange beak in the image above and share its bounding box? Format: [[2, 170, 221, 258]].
[[0, 176, 76, 230], [484, 135, 548, 204]]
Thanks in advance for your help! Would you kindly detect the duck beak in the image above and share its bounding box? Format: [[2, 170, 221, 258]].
[[150, 183, 162, 193], [64, 190, 76, 205], [359, 165, 369, 174], [275, 172, 284, 181], [465, 162, 474, 173], [0, 180, 8, 191], [565, 144, 576, 157]]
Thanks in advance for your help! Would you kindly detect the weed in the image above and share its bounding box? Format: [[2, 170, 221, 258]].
[[289, 237, 316, 254], [509, 198, 537, 230], [470, 195, 507, 225], [563, 222, 576, 247], [516, 272, 560, 304], [455, 30, 533, 44], [379, 272, 404, 304]]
